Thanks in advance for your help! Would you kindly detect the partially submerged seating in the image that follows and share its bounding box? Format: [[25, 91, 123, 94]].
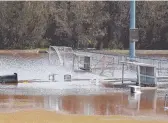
[[0, 73, 18, 84]]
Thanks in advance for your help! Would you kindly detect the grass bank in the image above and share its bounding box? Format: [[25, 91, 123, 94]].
[[88, 50, 168, 57], [0, 49, 168, 57]]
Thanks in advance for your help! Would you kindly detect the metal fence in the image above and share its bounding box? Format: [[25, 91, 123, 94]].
[[84, 50, 168, 77], [49, 47, 168, 77]]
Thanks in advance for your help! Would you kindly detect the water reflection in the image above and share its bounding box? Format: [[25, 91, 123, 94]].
[[127, 90, 158, 115], [0, 90, 167, 116], [128, 93, 141, 110]]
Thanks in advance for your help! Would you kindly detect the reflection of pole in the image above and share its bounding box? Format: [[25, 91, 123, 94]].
[[137, 93, 141, 112], [49, 96, 52, 109], [137, 65, 140, 86], [137, 94, 141, 112], [88, 103, 90, 115], [55, 97, 59, 111], [84, 102, 89, 115], [59, 98, 62, 111], [129, 0, 136, 59], [153, 90, 157, 113], [9, 95, 14, 110], [106, 103, 109, 115]]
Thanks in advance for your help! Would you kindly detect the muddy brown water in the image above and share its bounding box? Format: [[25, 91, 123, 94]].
[[0, 90, 167, 117]]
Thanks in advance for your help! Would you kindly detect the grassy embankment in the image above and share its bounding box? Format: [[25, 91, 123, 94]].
[[0, 48, 168, 57], [90, 50, 168, 57]]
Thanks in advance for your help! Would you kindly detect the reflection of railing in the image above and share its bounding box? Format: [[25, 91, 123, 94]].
[[0, 97, 39, 112], [164, 94, 168, 111]]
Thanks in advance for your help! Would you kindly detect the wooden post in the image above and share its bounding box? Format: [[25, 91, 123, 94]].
[[122, 63, 125, 84]]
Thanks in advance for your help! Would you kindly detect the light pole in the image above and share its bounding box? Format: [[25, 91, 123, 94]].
[[129, 0, 136, 60]]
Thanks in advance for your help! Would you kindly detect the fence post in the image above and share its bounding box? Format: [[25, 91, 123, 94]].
[[122, 63, 125, 84]]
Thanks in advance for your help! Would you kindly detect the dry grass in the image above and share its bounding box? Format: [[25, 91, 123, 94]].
[[0, 49, 168, 56], [108, 50, 168, 55], [91, 50, 168, 57]]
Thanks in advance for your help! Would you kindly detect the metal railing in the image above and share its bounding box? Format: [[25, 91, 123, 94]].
[[86, 50, 168, 77]]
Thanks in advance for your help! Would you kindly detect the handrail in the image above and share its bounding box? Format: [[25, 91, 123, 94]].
[[49, 46, 74, 66]]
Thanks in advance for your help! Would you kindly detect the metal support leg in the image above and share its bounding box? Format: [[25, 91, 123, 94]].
[[137, 65, 140, 86], [122, 64, 125, 84], [73, 54, 75, 70]]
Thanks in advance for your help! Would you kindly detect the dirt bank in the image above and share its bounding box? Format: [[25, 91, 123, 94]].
[[0, 109, 167, 123], [0, 49, 47, 54]]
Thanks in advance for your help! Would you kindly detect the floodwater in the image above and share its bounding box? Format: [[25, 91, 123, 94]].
[[0, 90, 167, 117], [0, 52, 168, 122]]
